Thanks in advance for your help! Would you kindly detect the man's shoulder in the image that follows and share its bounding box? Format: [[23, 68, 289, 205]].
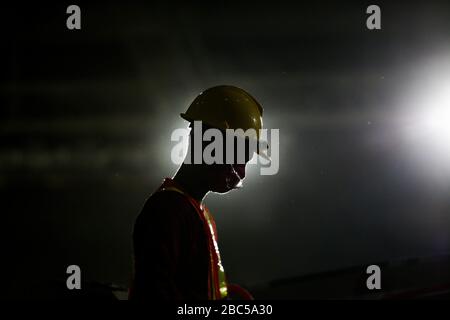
[[133, 190, 200, 248], [139, 189, 198, 221]]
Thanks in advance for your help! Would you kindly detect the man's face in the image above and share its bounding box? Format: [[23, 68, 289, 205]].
[[189, 124, 254, 193], [208, 163, 247, 193], [205, 134, 253, 193]]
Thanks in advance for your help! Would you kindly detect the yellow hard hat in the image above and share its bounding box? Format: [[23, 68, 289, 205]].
[[181, 85, 269, 158]]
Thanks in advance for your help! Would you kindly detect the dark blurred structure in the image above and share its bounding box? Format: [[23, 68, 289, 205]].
[[1, 1, 450, 298], [252, 254, 450, 299]]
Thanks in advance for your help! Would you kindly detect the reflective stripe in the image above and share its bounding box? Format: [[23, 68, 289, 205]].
[[203, 208, 228, 299], [159, 180, 228, 300]]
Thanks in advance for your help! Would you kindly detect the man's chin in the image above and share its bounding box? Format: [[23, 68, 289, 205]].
[[212, 186, 235, 194], [212, 180, 242, 194]]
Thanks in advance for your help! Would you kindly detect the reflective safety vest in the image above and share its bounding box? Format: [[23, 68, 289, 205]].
[[158, 178, 228, 300]]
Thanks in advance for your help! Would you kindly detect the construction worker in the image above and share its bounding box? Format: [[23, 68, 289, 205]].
[[129, 85, 268, 300]]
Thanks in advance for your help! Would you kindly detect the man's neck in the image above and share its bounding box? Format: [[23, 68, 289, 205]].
[[173, 165, 210, 203]]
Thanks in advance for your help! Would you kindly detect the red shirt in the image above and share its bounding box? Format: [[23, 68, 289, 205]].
[[130, 180, 209, 300]]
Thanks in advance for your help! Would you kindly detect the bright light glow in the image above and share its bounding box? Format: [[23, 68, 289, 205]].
[[396, 53, 450, 182], [399, 54, 450, 160], [417, 83, 450, 149]]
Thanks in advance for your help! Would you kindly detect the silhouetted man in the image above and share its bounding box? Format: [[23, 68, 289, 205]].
[[130, 86, 268, 300]]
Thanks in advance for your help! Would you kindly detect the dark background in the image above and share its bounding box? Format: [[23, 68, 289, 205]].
[[1, 1, 450, 298]]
